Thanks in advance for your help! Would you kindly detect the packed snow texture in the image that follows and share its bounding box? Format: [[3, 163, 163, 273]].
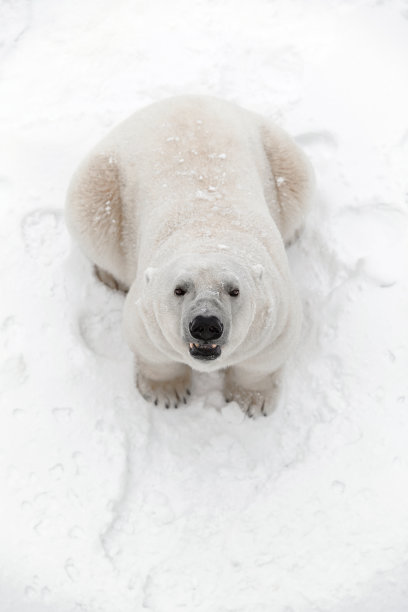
[[1, 0, 408, 610]]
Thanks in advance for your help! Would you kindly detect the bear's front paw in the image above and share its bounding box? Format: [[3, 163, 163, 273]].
[[224, 368, 283, 418], [136, 372, 191, 409], [225, 384, 269, 418]]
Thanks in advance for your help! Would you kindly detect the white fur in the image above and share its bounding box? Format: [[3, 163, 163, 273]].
[[66, 95, 314, 415]]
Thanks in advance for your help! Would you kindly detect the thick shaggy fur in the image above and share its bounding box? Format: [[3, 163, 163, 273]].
[[66, 96, 314, 415]]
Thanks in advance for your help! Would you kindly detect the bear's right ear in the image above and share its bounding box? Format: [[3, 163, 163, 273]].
[[144, 267, 157, 284]]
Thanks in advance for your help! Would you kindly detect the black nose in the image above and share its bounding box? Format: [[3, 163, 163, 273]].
[[189, 316, 223, 342]]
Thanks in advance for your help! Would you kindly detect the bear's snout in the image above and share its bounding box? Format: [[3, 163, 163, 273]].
[[189, 316, 223, 342]]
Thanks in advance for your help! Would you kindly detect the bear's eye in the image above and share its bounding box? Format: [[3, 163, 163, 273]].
[[229, 288, 240, 297], [174, 287, 187, 296]]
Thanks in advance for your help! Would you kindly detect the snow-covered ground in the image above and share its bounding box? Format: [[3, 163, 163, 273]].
[[1, 0, 408, 610]]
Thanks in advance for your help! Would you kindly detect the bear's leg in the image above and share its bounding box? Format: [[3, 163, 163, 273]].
[[66, 152, 128, 287], [94, 265, 128, 293], [262, 122, 315, 246], [224, 366, 283, 417], [136, 360, 192, 409]]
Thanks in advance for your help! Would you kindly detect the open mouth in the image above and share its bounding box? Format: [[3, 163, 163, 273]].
[[189, 342, 221, 360]]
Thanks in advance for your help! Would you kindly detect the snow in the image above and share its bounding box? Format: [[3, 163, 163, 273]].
[[1, 0, 408, 610]]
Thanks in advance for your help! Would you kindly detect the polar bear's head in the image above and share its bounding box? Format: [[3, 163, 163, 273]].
[[141, 252, 271, 369]]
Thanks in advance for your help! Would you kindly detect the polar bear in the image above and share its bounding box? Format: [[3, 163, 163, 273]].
[[66, 95, 314, 416]]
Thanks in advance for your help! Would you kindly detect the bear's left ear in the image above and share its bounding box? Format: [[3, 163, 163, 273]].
[[252, 264, 264, 281], [144, 267, 157, 284]]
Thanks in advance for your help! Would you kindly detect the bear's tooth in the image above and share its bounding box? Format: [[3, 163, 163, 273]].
[[189, 343, 194, 348], [212, 344, 217, 348]]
